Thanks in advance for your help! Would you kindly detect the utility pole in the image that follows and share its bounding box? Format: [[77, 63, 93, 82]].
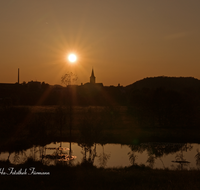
[[18, 68, 20, 84]]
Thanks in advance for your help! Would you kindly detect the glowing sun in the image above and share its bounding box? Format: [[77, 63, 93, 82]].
[[67, 53, 77, 63]]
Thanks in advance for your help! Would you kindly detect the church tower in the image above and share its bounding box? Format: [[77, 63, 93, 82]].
[[90, 68, 96, 84]]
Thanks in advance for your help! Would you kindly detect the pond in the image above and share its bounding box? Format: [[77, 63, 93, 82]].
[[0, 142, 200, 170]]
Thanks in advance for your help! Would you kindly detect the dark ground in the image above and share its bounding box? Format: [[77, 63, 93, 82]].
[[0, 106, 200, 189]]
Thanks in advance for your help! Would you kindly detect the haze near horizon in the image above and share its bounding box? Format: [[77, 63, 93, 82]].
[[0, 0, 200, 86]]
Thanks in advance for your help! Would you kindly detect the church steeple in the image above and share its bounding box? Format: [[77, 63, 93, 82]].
[[90, 68, 96, 84]]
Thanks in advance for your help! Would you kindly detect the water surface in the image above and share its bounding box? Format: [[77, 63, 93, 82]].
[[0, 142, 200, 170]]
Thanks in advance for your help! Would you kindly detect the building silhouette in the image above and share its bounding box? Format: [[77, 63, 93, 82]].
[[90, 68, 96, 84], [83, 68, 103, 88], [0, 68, 126, 106]]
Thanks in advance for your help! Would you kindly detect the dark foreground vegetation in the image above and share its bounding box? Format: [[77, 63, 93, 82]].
[[0, 159, 200, 190], [1, 76, 200, 189], [0, 105, 200, 153], [0, 104, 200, 153]]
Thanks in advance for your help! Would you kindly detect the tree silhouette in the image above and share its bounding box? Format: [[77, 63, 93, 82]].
[[61, 72, 78, 156], [61, 72, 78, 86]]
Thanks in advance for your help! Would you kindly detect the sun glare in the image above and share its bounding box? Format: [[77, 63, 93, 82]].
[[67, 53, 77, 63]]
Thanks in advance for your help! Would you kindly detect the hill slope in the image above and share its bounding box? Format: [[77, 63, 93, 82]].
[[125, 76, 200, 91]]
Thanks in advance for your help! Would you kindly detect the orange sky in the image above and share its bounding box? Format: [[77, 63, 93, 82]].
[[0, 0, 200, 86]]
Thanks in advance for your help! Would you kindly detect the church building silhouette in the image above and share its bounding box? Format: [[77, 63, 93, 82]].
[[83, 68, 103, 88], [90, 68, 96, 84]]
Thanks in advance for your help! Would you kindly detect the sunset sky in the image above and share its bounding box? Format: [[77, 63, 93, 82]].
[[0, 0, 200, 86]]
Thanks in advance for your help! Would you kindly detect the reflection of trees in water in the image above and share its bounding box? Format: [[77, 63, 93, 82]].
[[128, 152, 137, 165], [128, 143, 192, 168], [195, 149, 200, 167], [6, 152, 12, 163], [6, 144, 77, 165], [172, 144, 192, 170], [12, 150, 28, 164], [13, 152, 20, 164], [12, 146, 44, 164], [174, 144, 192, 161], [21, 150, 28, 163], [78, 107, 108, 167], [146, 154, 155, 168], [25, 146, 48, 164], [38, 146, 51, 165], [42, 144, 76, 165], [173, 152, 189, 170], [146, 150, 166, 169], [129, 143, 191, 156], [77, 106, 122, 167], [79, 144, 111, 168], [98, 145, 110, 168], [175, 153, 186, 162], [38, 146, 46, 159], [6, 143, 77, 166], [79, 143, 97, 166], [29, 145, 39, 161]]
